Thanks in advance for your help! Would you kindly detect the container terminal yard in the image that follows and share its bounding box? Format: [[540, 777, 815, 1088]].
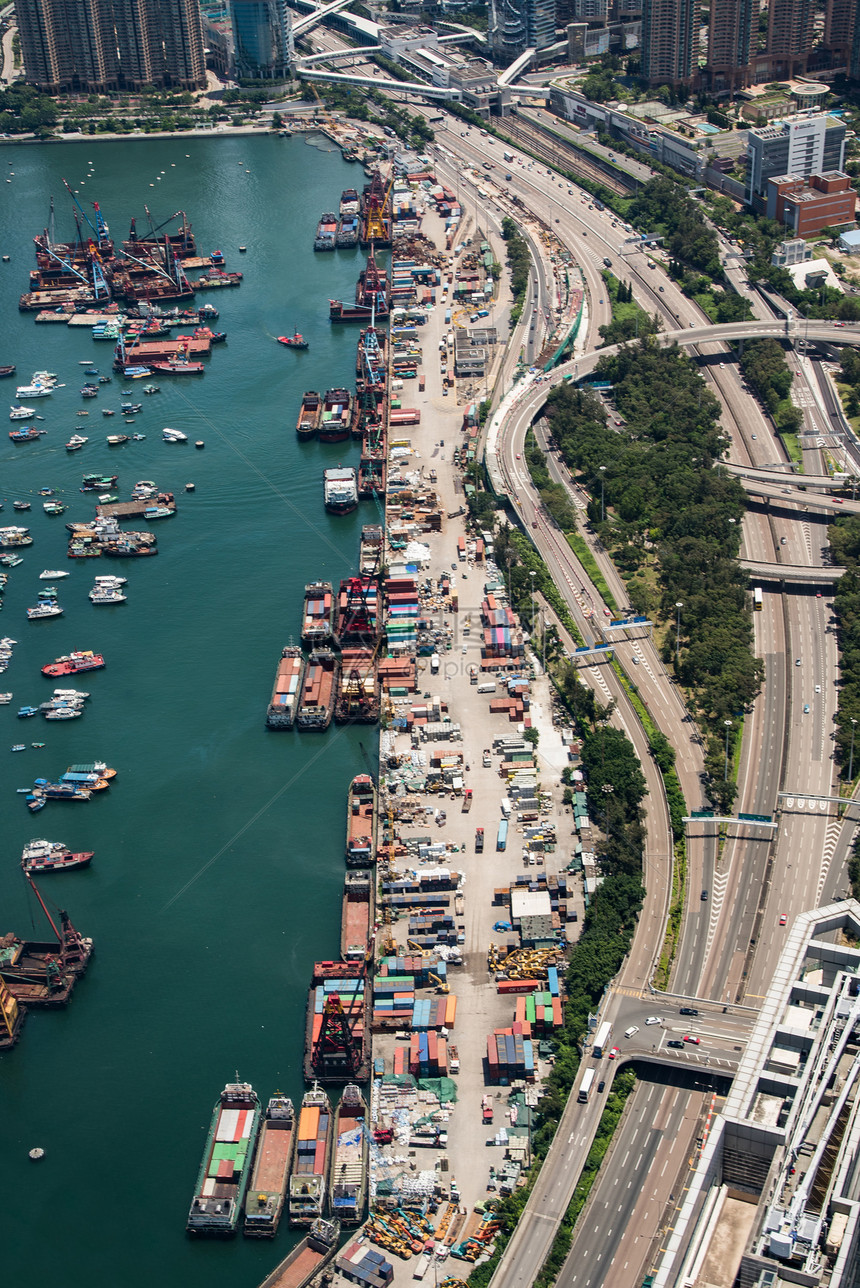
[[244, 153, 593, 1288]]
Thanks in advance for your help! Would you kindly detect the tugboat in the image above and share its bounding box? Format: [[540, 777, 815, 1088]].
[[278, 331, 309, 350]]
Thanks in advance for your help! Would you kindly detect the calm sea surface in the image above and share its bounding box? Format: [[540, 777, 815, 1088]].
[[0, 133, 377, 1287]]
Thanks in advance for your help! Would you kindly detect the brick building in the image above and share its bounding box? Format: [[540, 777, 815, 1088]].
[[766, 171, 857, 238]]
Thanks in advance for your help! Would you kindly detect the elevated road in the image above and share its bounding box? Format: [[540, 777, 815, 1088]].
[[740, 559, 844, 584], [725, 461, 840, 488]]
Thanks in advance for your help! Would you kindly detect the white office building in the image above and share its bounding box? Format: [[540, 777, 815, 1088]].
[[747, 112, 847, 202]]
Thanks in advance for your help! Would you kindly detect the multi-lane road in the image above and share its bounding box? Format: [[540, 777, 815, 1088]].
[[293, 51, 857, 1283]]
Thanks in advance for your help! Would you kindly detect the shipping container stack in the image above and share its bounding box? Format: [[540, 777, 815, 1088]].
[[485, 1023, 536, 1084], [294, 1098, 330, 1182], [337, 1240, 395, 1288], [384, 575, 419, 655], [403, 1027, 449, 1078], [481, 594, 525, 674]]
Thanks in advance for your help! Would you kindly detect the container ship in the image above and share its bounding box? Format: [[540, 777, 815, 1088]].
[[317, 388, 353, 443], [266, 646, 306, 730], [329, 248, 389, 323], [296, 650, 340, 732], [341, 869, 374, 962], [324, 468, 358, 516], [335, 577, 380, 647], [344, 774, 377, 867], [186, 1080, 261, 1237], [296, 391, 321, 441], [329, 1085, 368, 1226], [244, 1094, 296, 1237], [256, 1217, 340, 1288], [301, 582, 334, 648], [313, 213, 338, 253], [288, 1085, 333, 1225], [335, 650, 380, 726], [304, 961, 369, 1084]]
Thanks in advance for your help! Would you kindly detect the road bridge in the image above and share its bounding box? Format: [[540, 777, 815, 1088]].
[[724, 461, 839, 489], [740, 559, 845, 584]]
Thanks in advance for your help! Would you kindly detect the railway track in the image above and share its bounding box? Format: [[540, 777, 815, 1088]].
[[498, 116, 635, 197]]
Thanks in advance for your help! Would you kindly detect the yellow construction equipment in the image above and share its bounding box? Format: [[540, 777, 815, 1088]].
[[428, 971, 450, 994], [365, 171, 395, 243]]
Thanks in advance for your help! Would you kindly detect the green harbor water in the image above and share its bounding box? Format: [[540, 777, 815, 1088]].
[[0, 134, 379, 1287]]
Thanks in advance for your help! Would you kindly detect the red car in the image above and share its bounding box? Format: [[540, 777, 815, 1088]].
[[779, 914, 787, 926], [608, 1047, 619, 1059], [683, 1034, 700, 1045]]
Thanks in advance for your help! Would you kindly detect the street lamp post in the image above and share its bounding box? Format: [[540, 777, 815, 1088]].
[[599, 465, 606, 522], [675, 601, 683, 664], [724, 719, 732, 781], [849, 717, 858, 783]]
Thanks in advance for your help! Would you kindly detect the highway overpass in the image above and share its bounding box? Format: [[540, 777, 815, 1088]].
[[741, 559, 845, 584], [739, 478, 860, 514], [724, 462, 842, 489]]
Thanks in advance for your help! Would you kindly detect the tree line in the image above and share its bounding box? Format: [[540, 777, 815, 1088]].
[[827, 515, 860, 779], [543, 339, 762, 809]]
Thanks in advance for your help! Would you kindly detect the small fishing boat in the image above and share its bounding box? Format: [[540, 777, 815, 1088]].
[[106, 435, 130, 445], [102, 409, 116, 417], [10, 405, 35, 420], [162, 427, 187, 443], [143, 384, 160, 394], [43, 502, 66, 515], [66, 436, 88, 451], [13, 501, 31, 511], [10, 429, 42, 443], [11, 744, 26, 752]]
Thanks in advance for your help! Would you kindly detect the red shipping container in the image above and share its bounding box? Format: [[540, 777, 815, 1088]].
[[217, 1159, 234, 1179], [552, 999, 563, 1026], [515, 998, 527, 1024], [487, 1035, 499, 1067]]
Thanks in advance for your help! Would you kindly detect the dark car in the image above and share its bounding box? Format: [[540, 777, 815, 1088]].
[[679, 1007, 699, 1016], [597, 1080, 605, 1093], [667, 1039, 684, 1048], [701, 889, 708, 900]]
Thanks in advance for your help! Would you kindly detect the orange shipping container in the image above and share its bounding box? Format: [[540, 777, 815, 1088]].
[[298, 1106, 321, 1141], [445, 995, 457, 1028]]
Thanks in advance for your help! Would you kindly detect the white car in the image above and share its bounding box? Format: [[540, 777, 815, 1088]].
[[624, 1025, 639, 1038], [645, 1016, 662, 1026]]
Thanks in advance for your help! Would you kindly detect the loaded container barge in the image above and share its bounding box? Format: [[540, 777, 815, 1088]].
[[317, 388, 353, 443], [266, 646, 306, 730], [304, 961, 369, 1084], [345, 774, 377, 867], [301, 582, 334, 648], [330, 1084, 368, 1226], [255, 1217, 340, 1288], [314, 213, 338, 253], [244, 1095, 296, 1237], [289, 1085, 333, 1225], [296, 650, 340, 732], [186, 1080, 261, 1237]]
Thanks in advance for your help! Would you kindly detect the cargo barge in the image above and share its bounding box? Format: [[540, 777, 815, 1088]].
[[335, 650, 380, 725], [341, 869, 374, 962], [296, 391, 321, 441], [266, 646, 306, 730], [41, 651, 105, 677], [329, 1084, 368, 1226], [296, 650, 340, 732], [186, 1080, 261, 1237], [301, 582, 334, 648], [317, 388, 353, 443], [359, 172, 392, 249], [244, 1094, 296, 1237], [255, 1217, 340, 1288], [304, 961, 369, 1084], [289, 1085, 333, 1224], [324, 467, 358, 516], [345, 774, 377, 867], [314, 213, 338, 253]]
